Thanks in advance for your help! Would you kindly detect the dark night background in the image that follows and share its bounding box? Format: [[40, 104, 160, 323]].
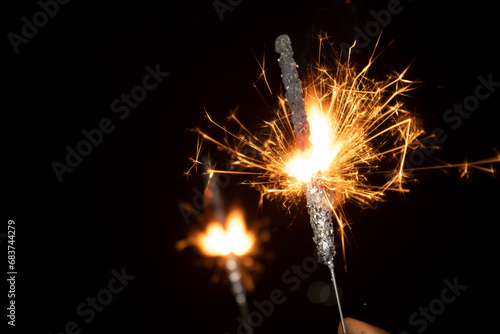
[[5, 0, 500, 333]]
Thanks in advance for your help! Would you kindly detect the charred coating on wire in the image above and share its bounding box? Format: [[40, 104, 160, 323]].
[[304, 178, 337, 266], [275, 34, 311, 151]]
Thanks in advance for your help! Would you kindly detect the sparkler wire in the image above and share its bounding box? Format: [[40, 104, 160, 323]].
[[226, 253, 250, 324], [275, 34, 346, 333], [205, 172, 251, 325]]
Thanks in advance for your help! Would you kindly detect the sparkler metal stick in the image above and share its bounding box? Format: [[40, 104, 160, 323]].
[[226, 253, 250, 327], [275, 34, 346, 334], [205, 170, 250, 325]]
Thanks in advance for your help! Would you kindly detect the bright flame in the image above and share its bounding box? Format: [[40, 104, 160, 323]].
[[192, 39, 420, 214], [286, 106, 341, 182], [199, 210, 254, 256]]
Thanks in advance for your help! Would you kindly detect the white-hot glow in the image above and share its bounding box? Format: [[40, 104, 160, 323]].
[[199, 210, 254, 256], [286, 108, 341, 182]]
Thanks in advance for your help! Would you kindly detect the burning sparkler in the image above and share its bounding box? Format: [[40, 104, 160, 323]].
[[195, 36, 420, 210], [178, 167, 268, 324], [198, 208, 254, 321], [275, 33, 346, 333], [190, 33, 498, 331], [177, 205, 257, 322]]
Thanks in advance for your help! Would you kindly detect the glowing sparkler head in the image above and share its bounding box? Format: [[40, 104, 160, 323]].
[[192, 35, 426, 215], [286, 103, 341, 182], [199, 209, 254, 256], [188, 34, 499, 281]]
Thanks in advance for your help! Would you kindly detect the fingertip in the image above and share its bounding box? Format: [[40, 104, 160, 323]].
[[338, 317, 390, 334]]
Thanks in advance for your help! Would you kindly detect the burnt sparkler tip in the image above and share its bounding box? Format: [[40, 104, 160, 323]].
[[275, 34, 292, 54]]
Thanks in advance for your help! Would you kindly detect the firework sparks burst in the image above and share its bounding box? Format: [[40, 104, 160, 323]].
[[194, 36, 424, 229], [189, 34, 500, 264]]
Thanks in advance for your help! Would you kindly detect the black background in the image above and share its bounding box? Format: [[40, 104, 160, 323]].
[[5, 0, 500, 333]]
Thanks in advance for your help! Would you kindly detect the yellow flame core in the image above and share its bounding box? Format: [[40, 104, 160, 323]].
[[286, 106, 341, 182], [199, 210, 254, 256]]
